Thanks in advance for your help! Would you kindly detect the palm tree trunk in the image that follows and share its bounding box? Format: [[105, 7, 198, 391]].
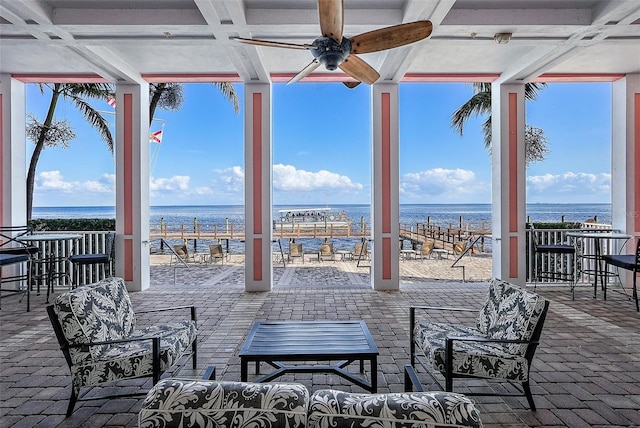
[[149, 83, 166, 126], [26, 84, 60, 220]]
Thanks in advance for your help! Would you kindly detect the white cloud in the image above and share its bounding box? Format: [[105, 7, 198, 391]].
[[37, 170, 113, 193], [273, 164, 363, 192], [527, 172, 610, 202], [212, 166, 244, 192], [400, 168, 490, 203], [38, 170, 74, 191], [149, 175, 190, 192]]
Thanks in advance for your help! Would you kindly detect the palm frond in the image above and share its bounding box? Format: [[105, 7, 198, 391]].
[[65, 83, 114, 99], [70, 96, 114, 152], [450, 91, 491, 136], [482, 117, 492, 149], [524, 82, 547, 101], [213, 82, 240, 114]]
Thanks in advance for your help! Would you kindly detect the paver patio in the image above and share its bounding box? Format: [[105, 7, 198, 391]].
[[1, 259, 639, 427]]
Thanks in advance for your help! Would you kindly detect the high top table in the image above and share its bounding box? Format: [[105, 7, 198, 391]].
[[239, 320, 379, 392], [566, 231, 632, 299]]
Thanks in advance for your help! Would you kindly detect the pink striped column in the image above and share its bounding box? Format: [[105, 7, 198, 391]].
[[244, 84, 272, 291], [492, 83, 526, 284], [372, 84, 400, 290], [0, 76, 27, 226], [114, 84, 150, 291]]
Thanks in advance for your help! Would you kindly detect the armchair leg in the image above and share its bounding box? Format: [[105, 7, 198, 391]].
[[192, 339, 197, 369], [633, 273, 638, 312], [522, 380, 536, 411], [66, 387, 78, 418], [445, 339, 454, 391]]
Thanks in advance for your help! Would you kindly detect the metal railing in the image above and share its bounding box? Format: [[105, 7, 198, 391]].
[[526, 226, 625, 285], [33, 227, 626, 288], [29, 231, 114, 289]]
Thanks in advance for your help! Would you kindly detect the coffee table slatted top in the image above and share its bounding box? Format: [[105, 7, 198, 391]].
[[240, 321, 378, 358]]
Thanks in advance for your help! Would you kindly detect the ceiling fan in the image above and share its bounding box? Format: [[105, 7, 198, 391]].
[[234, 0, 432, 87]]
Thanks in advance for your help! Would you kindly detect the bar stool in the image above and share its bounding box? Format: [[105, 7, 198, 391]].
[[529, 224, 576, 298], [68, 232, 115, 286]]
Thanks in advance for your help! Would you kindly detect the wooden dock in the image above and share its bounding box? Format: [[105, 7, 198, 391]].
[[150, 221, 491, 254], [399, 222, 491, 253]]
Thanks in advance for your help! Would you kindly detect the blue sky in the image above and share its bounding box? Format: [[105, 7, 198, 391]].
[[26, 81, 611, 207]]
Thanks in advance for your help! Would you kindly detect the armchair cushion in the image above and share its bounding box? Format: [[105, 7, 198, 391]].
[[139, 379, 309, 428], [308, 389, 483, 428], [475, 279, 547, 355], [415, 322, 529, 381]]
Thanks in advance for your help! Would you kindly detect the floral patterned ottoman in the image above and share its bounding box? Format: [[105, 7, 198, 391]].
[[139, 379, 482, 427]]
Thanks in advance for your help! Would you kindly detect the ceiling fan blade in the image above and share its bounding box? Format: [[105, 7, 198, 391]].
[[234, 37, 312, 50], [339, 55, 380, 85], [318, 0, 344, 43], [350, 21, 433, 54], [288, 60, 321, 85], [343, 81, 361, 89]]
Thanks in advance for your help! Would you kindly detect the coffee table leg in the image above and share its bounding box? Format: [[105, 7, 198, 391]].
[[371, 356, 378, 392], [241, 358, 248, 381]]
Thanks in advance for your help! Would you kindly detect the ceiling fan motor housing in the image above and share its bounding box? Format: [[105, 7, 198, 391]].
[[311, 36, 351, 70]]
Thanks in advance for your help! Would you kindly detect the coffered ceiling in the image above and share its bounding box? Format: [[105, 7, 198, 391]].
[[1, 0, 639, 84]]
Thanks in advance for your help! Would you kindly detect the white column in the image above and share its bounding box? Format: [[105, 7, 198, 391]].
[[0, 75, 27, 226], [244, 83, 272, 291], [371, 83, 400, 290], [612, 74, 639, 292], [114, 83, 150, 292], [491, 83, 526, 285], [612, 74, 640, 237]]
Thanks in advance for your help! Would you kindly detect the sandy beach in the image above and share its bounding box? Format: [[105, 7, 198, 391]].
[[150, 250, 494, 286]]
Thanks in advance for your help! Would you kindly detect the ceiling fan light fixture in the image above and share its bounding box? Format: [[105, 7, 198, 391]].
[[494, 32, 512, 44]]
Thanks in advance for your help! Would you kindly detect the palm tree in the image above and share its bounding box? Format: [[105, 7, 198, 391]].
[[26, 83, 114, 220], [451, 82, 549, 165], [26, 82, 240, 220], [148, 83, 239, 125]]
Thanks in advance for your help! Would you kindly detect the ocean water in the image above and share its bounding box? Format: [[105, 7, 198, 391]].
[[32, 203, 612, 225], [32, 203, 611, 253]]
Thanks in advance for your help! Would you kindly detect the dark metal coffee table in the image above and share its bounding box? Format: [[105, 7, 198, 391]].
[[239, 320, 379, 392]]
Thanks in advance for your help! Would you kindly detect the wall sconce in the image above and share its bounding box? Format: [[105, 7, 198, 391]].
[[493, 33, 512, 44]]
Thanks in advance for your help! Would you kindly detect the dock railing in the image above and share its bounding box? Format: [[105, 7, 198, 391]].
[[401, 222, 491, 254]]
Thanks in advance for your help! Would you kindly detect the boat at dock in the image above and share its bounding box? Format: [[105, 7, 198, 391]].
[[274, 208, 351, 229]]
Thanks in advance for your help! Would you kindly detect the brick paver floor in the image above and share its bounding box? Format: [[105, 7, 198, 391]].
[[1, 259, 639, 427]]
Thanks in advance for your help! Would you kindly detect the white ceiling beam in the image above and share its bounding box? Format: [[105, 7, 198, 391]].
[[378, 0, 454, 82], [71, 45, 145, 84], [223, 0, 271, 83], [591, 0, 640, 25]]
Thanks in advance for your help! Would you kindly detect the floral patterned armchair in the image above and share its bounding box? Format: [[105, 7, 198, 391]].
[[139, 379, 483, 427], [409, 278, 549, 410], [47, 277, 198, 417]]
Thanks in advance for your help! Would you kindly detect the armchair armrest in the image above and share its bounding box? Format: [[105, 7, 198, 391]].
[[136, 305, 197, 323], [445, 335, 539, 346], [65, 335, 161, 349], [411, 305, 478, 313]]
